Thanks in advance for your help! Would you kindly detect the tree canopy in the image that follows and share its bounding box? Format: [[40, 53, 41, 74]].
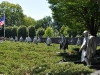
[[35, 16, 52, 29], [0, 1, 36, 27], [48, 0, 100, 36]]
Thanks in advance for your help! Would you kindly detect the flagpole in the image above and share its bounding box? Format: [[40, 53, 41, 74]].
[[4, 3, 6, 38], [4, 11, 5, 38]]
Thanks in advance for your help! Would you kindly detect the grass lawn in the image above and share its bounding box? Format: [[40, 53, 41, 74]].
[[0, 41, 97, 75]]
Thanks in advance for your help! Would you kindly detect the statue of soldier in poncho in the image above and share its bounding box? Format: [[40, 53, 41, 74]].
[[10, 37, 14, 41], [46, 36, 52, 46], [60, 34, 68, 53], [33, 36, 38, 44], [77, 37, 81, 46], [27, 36, 32, 43], [19, 36, 23, 42], [79, 30, 96, 66], [15, 36, 18, 42]]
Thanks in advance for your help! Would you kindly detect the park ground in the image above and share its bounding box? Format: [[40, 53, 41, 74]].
[[0, 41, 100, 75]]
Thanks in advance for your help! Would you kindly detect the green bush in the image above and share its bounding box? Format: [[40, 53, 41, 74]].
[[17, 25, 28, 38], [0, 26, 4, 37], [36, 27, 45, 37], [28, 26, 36, 38], [5, 27, 12, 38], [32, 63, 94, 75], [11, 26, 18, 38], [44, 26, 54, 37]]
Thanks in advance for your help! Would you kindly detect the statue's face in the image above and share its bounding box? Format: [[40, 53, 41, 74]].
[[83, 32, 88, 37]]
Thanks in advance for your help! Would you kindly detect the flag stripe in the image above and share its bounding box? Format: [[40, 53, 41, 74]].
[[0, 21, 4, 26], [0, 17, 4, 26]]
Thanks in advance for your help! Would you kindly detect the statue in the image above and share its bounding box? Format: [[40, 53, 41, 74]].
[[33, 36, 38, 44], [60, 34, 68, 53], [37, 36, 41, 43], [46, 36, 52, 46], [19, 36, 23, 42], [79, 30, 96, 66], [15, 36, 18, 42], [25, 37, 28, 42], [10, 36, 14, 41], [27, 36, 32, 43], [76, 37, 81, 46]]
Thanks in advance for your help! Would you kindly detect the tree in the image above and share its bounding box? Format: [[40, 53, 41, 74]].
[[28, 26, 36, 38], [60, 25, 69, 37], [23, 15, 36, 27], [0, 1, 36, 27], [48, 0, 100, 36], [94, 0, 100, 4], [35, 16, 53, 29], [11, 26, 18, 38], [0, 28, 4, 37], [0, 1, 24, 26], [44, 27, 54, 37], [36, 27, 45, 37], [17, 25, 28, 38], [5, 26, 12, 38], [0, 25, 4, 37]]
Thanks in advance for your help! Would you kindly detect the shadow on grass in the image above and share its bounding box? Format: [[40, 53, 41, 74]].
[[57, 52, 81, 62], [90, 49, 100, 70], [73, 48, 80, 51], [57, 48, 100, 70], [96, 49, 100, 55], [90, 65, 100, 70]]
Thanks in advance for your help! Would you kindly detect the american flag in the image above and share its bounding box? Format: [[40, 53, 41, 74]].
[[0, 17, 4, 26]]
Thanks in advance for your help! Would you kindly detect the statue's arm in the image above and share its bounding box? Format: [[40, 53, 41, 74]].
[[79, 39, 87, 52]]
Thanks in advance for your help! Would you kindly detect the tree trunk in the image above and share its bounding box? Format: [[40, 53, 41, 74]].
[[86, 23, 97, 37], [94, 0, 100, 4], [90, 30, 97, 37]]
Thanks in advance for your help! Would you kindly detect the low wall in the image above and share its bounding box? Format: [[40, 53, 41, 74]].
[[1, 37, 100, 45], [41, 37, 100, 45], [41, 37, 83, 45]]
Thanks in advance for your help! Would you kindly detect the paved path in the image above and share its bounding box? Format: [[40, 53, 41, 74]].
[[90, 64, 100, 75], [90, 70, 100, 75]]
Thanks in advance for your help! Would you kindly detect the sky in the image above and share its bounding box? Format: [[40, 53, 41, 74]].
[[0, 0, 52, 20]]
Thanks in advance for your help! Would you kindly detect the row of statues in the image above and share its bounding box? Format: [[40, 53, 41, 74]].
[[9, 36, 41, 44], [9, 36, 52, 45], [7, 30, 97, 66], [9, 35, 84, 46]]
